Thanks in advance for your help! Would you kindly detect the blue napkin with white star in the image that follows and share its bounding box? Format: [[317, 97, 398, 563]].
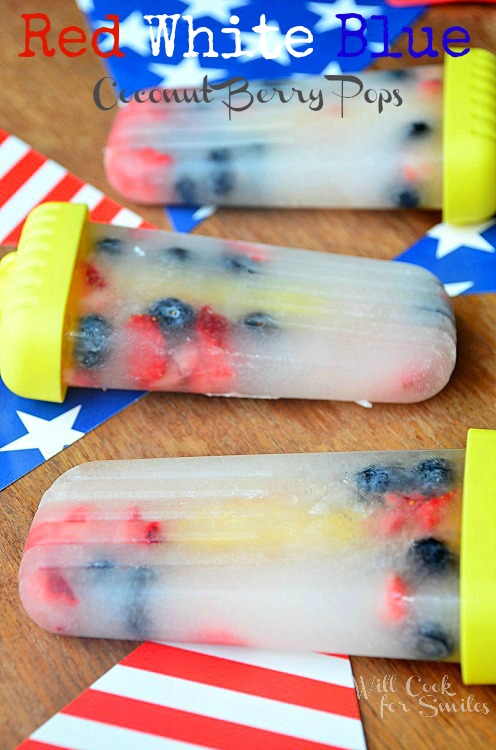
[[396, 219, 496, 295], [0, 383, 143, 489]]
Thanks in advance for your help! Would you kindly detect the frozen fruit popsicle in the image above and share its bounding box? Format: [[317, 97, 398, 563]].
[[0, 202, 456, 404], [105, 47, 496, 225], [19, 429, 496, 684]]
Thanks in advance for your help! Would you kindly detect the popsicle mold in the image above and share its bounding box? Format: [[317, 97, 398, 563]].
[[18, 429, 496, 684], [0, 202, 456, 404]]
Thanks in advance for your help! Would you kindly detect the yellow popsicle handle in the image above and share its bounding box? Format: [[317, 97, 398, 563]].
[[444, 48, 496, 225], [0, 202, 88, 402], [460, 428, 496, 683]]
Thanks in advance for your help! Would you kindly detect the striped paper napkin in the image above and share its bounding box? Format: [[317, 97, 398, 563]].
[[17, 642, 366, 750], [0, 128, 153, 246]]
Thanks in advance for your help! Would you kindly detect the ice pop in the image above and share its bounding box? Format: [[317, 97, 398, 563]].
[[0, 202, 456, 404], [104, 47, 496, 225], [19, 429, 496, 684]]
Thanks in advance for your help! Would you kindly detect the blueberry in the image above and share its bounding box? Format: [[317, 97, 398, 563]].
[[414, 457, 454, 495], [413, 623, 453, 660], [125, 566, 156, 638], [149, 297, 195, 330], [394, 188, 421, 209], [408, 537, 453, 576], [95, 237, 123, 255], [73, 314, 112, 369], [408, 121, 432, 139], [87, 560, 115, 570], [175, 176, 197, 203], [126, 603, 150, 638], [209, 148, 230, 162], [387, 467, 419, 495], [243, 312, 277, 330], [356, 465, 391, 498], [131, 566, 156, 586], [388, 69, 410, 81], [164, 246, 191, 263], [212, 170, 235, 196], [222, 254, 259, 274]]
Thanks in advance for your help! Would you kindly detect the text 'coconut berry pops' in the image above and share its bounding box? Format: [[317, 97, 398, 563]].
[[18, 429, 496, 685], [0, 202, 455, 404], [105, 48, 496, 226]]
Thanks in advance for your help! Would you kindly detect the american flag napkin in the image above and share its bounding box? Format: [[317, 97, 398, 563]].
[[17, 642, 366, 750], [397, 219, 496, 297], [0, 128, 148, 491]]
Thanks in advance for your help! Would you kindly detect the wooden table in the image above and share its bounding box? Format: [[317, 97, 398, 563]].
[[2, 3, 496, 748]]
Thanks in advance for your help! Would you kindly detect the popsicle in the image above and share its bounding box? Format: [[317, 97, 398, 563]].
[[104, 47, 496, 225], [0, 202, 456, 404], [19, 429, 496, 684]]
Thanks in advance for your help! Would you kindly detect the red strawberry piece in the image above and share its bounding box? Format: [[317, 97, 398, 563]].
[[44, 570, 78, 605], [385, 492, 425, 510], [188, 347, 235, 393], [233, 241, 268, 264], [65, 505, 90, 523], [383, 574, 410, 622], [125, 314, 168, 386], [144, 522, 163, 544], [195, 306, 229, 349], [137, 148, 172, 167], [67, 369, 100, 388], [83, 262, 107, 289], [416, 496, 449, 532], [195, 629, 247, 647], [126, 507, 164, 544], [376, 509, 407, 537], [419, 78, 443, 97]]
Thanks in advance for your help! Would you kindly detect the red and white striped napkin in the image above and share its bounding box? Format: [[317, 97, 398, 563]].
[[0, 128, 154, 245], [17, 642, 366, 750]]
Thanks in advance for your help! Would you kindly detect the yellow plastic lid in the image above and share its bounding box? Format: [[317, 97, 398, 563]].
[[460, 428, 496, 684], [444, 48, 496, 225], [0, 202, 88, 402]]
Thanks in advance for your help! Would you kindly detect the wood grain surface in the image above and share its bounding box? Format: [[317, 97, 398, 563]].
[[1, 2, 496, 748]]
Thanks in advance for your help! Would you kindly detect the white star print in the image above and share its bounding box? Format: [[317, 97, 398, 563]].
[[75, 0, 94, 13], [368, 40, 389, 54], [149, 57, 228, 87], [428, 220, 496, 259], [240, 21, 310, 66], [307, 0, 381, 33], [94, 11, 153, 56], [321, 60, 343, 75], [444, 281, 474, 297], [192, 206, 216, 221], [0, 406, 84, 461], [180, 0, 250, 24]]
